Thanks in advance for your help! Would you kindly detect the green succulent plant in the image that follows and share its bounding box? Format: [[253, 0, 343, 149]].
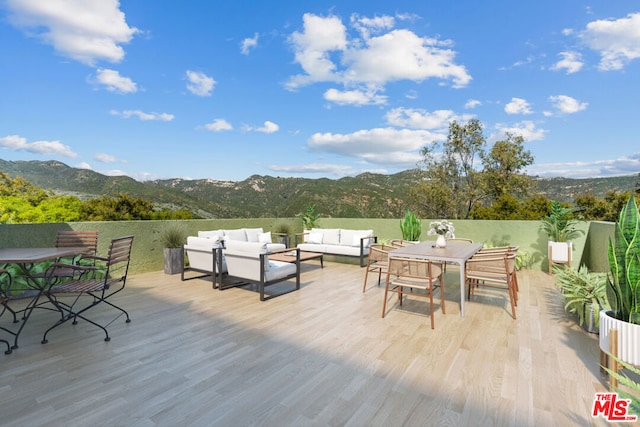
[[400, 210, 422, 241], [607, 195, 640, 325]]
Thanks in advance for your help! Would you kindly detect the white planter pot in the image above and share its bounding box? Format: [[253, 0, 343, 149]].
[[436, 235, 447, 248], [599, 310, 640, 365]]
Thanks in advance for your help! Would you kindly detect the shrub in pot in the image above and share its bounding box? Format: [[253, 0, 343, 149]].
[[600, 195, 640, 365], [554, 265, 608, 333], [540, 201, 585, 273], [160, 223, 186, 275], [400, 210, 422, 241]]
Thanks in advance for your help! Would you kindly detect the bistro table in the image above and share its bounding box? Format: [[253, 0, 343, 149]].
[[390, 241, 482, 317], [0, 247, 86, 349]]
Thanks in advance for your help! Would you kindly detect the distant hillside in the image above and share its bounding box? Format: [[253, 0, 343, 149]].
[[533, 175, 638, 202], [1, 159, 637, 218]]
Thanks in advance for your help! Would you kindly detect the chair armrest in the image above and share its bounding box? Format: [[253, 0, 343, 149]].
[[294, 232, 310, 246]]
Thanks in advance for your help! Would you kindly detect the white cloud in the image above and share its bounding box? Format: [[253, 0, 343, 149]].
[[548, 95, 588, 114], [465, 99, 481, 109], [93, 68, 137, 93], [6, 0, 138, 66], [350, 13, 395, 39], [286, 14, 471, 91], [240, 33, 259, 55], [186, 70, 216, 96], [504, 98, 532, 115], [76, 162, 92, 170], [308, 127, 444, 168], [493, 121, 546, 142], [94, 153, 124, 163], [580, 12, 640, 71], [269, 163, 355, 177], [529, 153, 640, 178], [385, 107, 471, 130], [323, 88, 387, 106], [255, 121, 279, 134], [0, 134, 77, 157], [204, 119, 233, 131], [110, 110, 174, 121], [550, 51, 584, 74]]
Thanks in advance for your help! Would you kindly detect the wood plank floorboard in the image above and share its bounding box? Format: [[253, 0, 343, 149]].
[[0, 263, 613, 426]]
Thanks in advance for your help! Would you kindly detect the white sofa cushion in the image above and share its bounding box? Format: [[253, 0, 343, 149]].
[[340, 229, 374, 248], [198, 229, 224, 240], [184, 236, 226, 273], [313, 228, 340, 245], [307, 232, 323, 244], [258, 231, 272, 243], [244, 227, 264, 243], [224, 229, 248, 241]]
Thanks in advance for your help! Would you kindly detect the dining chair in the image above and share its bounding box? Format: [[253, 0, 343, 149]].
[[465, 251, 517, 319], [31, 230, 100, 280], [442, 238, 474, 272], [390, 239, 418, 248], [363, 244, 394, 292], [472, 246, 520, 294], [0, 269, 16, 354], [42, 235, 134, 344], [382, 256, 445, 329]]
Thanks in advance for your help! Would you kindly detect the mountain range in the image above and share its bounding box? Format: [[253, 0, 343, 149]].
[[1, 159, 637, 219]]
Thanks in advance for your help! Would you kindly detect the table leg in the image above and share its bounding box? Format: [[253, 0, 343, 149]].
[[459, 261, 466, 317]]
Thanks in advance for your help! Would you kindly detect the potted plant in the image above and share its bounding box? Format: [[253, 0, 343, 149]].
[[400, 210, 422, 242], [301, 205, 320, 230], [554, 265, 609, 333], [273, 222, 292, 247], [540, 201, 585, 273], [600, 195, 640, 365], [159, 223, 187, 275], [427, 219, 455, 248]]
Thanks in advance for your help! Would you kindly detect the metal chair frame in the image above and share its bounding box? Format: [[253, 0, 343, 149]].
[[42, 235, 134, 343]]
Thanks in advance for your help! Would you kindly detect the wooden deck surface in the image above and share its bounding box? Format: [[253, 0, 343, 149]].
[[0, 263, 611, 426]]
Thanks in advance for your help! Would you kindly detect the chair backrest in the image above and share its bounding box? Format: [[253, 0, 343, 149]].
[[224, 240, 268, 282], [388, 256, 440, 279], [0, 269, 11, 301], [468, 252, 516, 275], [448, 238, 473, 244], [56, 230, 99, 255], [390, 239, 418, 248], [368, 244, 393, 263], [105, 235, 134, 280]]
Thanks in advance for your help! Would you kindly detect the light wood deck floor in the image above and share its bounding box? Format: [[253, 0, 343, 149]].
[[1, 263, 611, 426]]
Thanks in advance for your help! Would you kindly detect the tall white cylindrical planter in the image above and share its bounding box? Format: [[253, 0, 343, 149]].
[[599, 310, 640, 365]]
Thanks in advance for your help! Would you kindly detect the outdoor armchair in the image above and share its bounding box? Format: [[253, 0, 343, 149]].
[[222, 240, 300, 301]]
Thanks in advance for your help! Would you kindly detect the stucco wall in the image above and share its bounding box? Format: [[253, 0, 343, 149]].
[[0, 218, 611, 274]]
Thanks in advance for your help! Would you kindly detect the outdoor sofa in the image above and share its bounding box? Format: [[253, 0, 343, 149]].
[[295, 228, 377, 267]]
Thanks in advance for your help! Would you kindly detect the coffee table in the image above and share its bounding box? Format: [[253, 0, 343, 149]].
[[269, 250, 324, 268]]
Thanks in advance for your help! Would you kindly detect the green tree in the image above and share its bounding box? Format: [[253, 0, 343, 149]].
[[415, 119, 486, 218], [80, 193, 155, 221], [480, 133, 534, 200]]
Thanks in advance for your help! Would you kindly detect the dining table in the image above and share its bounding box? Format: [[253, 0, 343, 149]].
[[0, 247, 86, 349], [389, 241, 483, 317]]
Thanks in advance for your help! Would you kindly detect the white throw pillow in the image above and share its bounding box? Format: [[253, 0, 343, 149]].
[[352, 235, 363, 247], [258, 232, 272, 244], [307, 232, 323, 244]]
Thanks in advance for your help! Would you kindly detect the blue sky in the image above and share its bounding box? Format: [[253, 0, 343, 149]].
[[1, 1, 639, 182]]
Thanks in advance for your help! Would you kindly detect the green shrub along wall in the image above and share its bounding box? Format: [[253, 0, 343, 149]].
[[0, 218, 613, 275]]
